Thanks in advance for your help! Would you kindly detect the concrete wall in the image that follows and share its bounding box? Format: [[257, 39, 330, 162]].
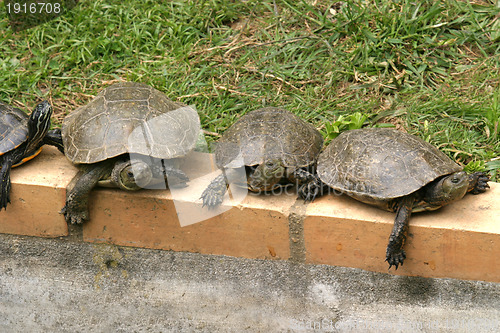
[[1, 233, 499, 332]]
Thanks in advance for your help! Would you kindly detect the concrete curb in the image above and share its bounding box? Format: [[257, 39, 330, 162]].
[[2, 146, 499, 282]]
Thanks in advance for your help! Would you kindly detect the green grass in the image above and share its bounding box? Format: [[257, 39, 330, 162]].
[[0, 0, 499, 179]]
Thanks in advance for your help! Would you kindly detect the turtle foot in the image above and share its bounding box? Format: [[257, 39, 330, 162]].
[[0, 195, 10, 210], [298, 180, 321, 202], [0, 184, 10, 210], [60, 205, 89, 224], [298, 177, 329, 202], [166, 173, 189, 188], [200, 189, 224, 208], [386, 248, 406, 270], [200, 174, 227, 208], [468, 172, 490, 194], [162, 166, 189, 188]]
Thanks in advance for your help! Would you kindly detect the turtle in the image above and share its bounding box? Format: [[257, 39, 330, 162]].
[[200, 107, 323, 207], [0, 100, 63, 210], [60, 82, 200, 224], [300, 128, 490, 269]]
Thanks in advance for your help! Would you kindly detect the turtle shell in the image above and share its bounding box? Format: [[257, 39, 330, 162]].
[[0, 102, 29, 155], [317, 128, 462, 201], [214, 107, 323, 169], [62, 82, 200, 164]]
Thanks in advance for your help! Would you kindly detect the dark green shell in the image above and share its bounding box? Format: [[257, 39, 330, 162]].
[[62, 82, 200, 164], [0, 102, 28, 154], [318, 128, 462, 202], [214, 107, 323, 169]]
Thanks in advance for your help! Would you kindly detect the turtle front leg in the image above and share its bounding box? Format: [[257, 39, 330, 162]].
[[289, 168, 316, 184], [290, 168, 329, 202], [61, 161, 112, 224], [0, 157, 13, 210], [297, 176, 329, 202], [200, 173, 228, 208], [162, 164, 189, 188], [386, 195, 414, 270], [145, 158, 189, 188], [467, 172, 490, 194], [288, 168, 321, 202]]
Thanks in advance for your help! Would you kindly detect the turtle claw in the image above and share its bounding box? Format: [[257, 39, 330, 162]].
[[298, 177, 329, 202], [468, 172, 490, 194], [0, 195, 10, 210], [0, 186, 10, 210], [298, 181, 320, 202], [386, 249, 406, 270], [200, 174, 227, 208], [60, 205, 89, 224], [200, 190, 223, 208]]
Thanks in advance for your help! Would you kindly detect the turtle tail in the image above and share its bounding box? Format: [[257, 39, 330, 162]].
[[0, 154, 14, 210]]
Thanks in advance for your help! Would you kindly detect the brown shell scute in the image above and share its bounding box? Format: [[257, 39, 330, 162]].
[[214, 107, 323, 169], [62, 82, 200, 164], [318, 128, 462, 200], [0, 102, 28, 154]]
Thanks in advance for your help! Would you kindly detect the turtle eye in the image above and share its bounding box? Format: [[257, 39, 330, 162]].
[[451, 176, 460, 183], [127, 171, 135, 179], [265, 161, 275, 168]]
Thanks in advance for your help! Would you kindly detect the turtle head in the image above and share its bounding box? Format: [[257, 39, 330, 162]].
[[424, 171, 469, 208], [25, 101, 52, 154], [111, 160, 153, 191], [247, 158, 285, 192]]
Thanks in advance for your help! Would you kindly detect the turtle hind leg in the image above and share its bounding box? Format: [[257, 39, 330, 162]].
[[467, 172, 490, 194], [200, 173, 228, 208], [386, 195, 415, 270], [43, 128, 64, 154], [0, 155, 14, 210]]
